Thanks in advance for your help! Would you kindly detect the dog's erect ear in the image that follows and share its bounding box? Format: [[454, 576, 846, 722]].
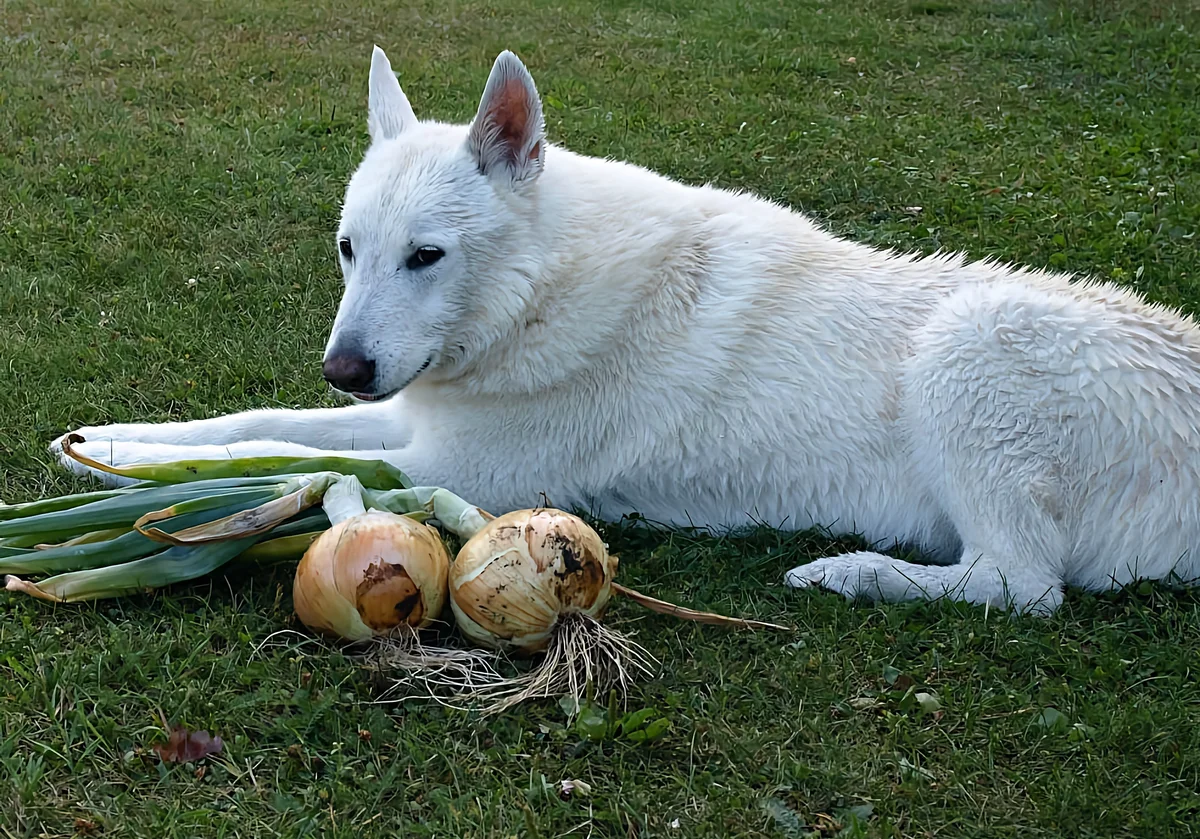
[[467, 50, 545, 184], [368, 45, 417, 142]]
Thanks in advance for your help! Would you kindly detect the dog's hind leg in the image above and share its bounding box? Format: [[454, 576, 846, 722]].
[[785, 409, 1072, 615], [788, 281, 1089, 616], [785, 547, 1065, 615], [784, 422, 1070, 615]]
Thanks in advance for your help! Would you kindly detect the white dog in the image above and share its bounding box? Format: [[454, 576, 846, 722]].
[[51, 46, 1200, 616]]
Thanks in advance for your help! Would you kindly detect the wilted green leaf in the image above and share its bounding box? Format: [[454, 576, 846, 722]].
[[915, 692, 941, 714], [1035, 707, 1069, 732]]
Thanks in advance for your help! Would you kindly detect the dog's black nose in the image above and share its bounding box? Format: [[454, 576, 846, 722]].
[[322, 353, 376, 393]]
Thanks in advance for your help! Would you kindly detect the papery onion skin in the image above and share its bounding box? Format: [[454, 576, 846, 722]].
[[448, 509, 617, 653], [293, 510, 449, 641]]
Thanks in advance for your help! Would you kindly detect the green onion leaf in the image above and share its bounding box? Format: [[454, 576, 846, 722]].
[[0, 480, 288, 539], [0, 495, 274, 575], [137, 474, 337, 545], [5, 536, 258, 603], [60, 436, 410, 490]]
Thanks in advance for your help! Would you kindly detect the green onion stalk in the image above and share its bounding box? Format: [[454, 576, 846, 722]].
[[1, 438, 415, 603], [1, 439, 496, 606]]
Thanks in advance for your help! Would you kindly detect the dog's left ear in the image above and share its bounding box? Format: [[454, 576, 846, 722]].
[[368, 45, 417, 142], [467, 50, 545, 184]]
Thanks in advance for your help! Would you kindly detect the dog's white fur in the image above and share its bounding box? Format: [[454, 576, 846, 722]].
[[51, 47, 1200, 616]]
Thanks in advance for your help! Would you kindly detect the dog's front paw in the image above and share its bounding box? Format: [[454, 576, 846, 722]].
[[784, 556, 862, 599], [50, 431, 105, 482], [48, 421, 170, 456], [48, 425, 133, 462], [50, 428, 97, 456], [50, 440, 178, 487], [49, 425, 154, 486]]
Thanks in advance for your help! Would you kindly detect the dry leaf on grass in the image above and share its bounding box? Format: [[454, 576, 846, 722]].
[[153, 726, 224, 763]]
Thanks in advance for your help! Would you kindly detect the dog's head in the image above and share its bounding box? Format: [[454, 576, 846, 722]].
[[323, 46, 546, 401]]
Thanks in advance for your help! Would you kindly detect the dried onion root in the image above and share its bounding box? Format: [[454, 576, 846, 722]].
[[427, 504, 792, 715]]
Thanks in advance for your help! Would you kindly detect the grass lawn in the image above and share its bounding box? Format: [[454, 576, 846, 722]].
[[2, 0, 1200, 835]]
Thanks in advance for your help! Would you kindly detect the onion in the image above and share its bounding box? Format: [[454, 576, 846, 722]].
[[449, 508, 617, 653], [444, 507, 647, 711], [289, 476, 500, 692], [293, 507, 448, 642], [386, 501, 792, 713]]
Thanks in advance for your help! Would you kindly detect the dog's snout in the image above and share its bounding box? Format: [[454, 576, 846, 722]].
[[322, 353, 376, 393]]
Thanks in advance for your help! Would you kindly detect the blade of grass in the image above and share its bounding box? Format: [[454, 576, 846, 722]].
[[611, 583, 794, 631], [0, 486, 147, 522], [0, 475, 305, 525], [254, 510, 331, 537], [239, 532, 321, 564], [37, 527, 133, 549], [3, 530, 113, 549], [2, 474, 315, 531], [131, 488, 282, 531]]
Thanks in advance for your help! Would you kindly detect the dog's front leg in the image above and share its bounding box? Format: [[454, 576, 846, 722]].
[[50, 402, 412, 470], [57, 432, 512, 521]]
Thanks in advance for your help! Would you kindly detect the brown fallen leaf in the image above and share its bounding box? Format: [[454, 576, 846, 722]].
[[153, 726, 224, 764], [813, 812, 843, 835], [73, 818, 100, 835]]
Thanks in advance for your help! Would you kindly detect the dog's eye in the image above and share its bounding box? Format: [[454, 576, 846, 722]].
[[406, 246, 445, 270], [338, 238, 353, 260]]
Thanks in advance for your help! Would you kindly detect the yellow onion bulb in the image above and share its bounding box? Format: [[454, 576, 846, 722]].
[[448, 508, 617, 653], [293, 510, 450, 642]]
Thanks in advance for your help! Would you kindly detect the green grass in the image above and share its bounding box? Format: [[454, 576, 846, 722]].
[[2, 0, 1200, 835]]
